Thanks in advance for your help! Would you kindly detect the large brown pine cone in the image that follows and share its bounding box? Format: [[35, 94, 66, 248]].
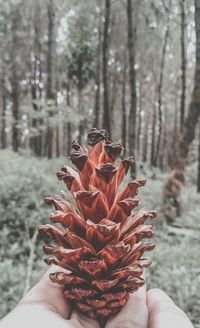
[[38, 128, 156, 320]]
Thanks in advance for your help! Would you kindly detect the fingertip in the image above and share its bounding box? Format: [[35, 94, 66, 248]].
[[147, 288, 174, 307], [147, 288, 179, 317], [147, 288, 171, 298]]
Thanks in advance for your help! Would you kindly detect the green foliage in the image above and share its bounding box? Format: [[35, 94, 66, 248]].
[[0, 151, 200, 327], [0, 260, 25, 316], [0, 150, 58, 255], [0, 150, 67, 317]]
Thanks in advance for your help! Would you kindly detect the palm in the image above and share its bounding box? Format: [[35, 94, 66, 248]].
[[20, 266, 146, 328]]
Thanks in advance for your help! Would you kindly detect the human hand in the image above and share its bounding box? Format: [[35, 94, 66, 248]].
[[0, 266, 99, 328], [0, 266, 194, 328], [106, 284, 194, 328]]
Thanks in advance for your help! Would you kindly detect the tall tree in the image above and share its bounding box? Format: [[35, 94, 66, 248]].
[[137, 79, 142, 159], [102, 0, 111, 135], [150, 105, 156, 167], [197, 121, 200, 192], [127, 0, 137, 177], [180, 0, 187, 132], [0, 8, 7, 150], [11, 7, 20, 152], [154, 3, 171, 166], [1, 58, 6, 149], [142, 110, 149, 163], [66, 80, 72, 155], [68, 43, 94, 144], [45, 0, 56, 158], [30, 1, 43, 156], [164, 0, 200, 219], [94, 4, 102, 129], [121, 61, 127, 155]]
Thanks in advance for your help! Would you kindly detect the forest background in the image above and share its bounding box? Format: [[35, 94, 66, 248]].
[[0, 0, 200, 327]]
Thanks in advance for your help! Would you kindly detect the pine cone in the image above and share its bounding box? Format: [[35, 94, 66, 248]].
[[38, 128, 156, 320]]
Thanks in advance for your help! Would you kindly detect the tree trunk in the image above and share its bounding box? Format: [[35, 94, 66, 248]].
[[78, 87, 84, 145], [154, 5, 170, 166], [164, 0, 200, 220], [150, 104, 156, 167], [197, 120, 200, 193], [11, 72, 20, 152], [56, 125, 60, 157], [11, 11, 20, 152], [142, 110, 149, 163], [121, 62, 127, 155], [137, 80, 142, 159], [1, 65, 7, 149], [94, 6, 102, 129], [110, 74, 117, 114], [169, 86, 179, 167], [180, 0, 187, 132], [67, 123, 72, 155], [45, 0, 55, 159], [102, 0, 111, 135], [66, 81, 72, 155], [197, 121, 200, 192], [30, 1, 43, 156], [30, 49, 38, 153], [127, 0, 137, 178], [160, 114, 167, 171], [38, 43, 43, 156]]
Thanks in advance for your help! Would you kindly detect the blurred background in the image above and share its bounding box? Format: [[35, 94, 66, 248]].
[[0, 0, 200, 326]]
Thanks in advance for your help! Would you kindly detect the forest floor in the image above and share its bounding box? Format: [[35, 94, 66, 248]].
[[0, 150, 199, 327]]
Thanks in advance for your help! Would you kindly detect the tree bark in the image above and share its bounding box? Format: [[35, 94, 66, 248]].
[[102, 0, 111, 135], [78, 87, 84, 145], [154, 5, 170, 166], [1, 64, 7, 149], [197, 121, 200, 192], [11, 10, 20, 152], [174, 87, 178, 144], [164, 0, 200, 220], [142, 110, 149, 163], [127, 0, 137, 177], [137, 80, 142, 159], [168, 86, 179, 167], [121, 62, 127, 155], [180, 0, 187, 132], [45, 0, 56, 159], [30, 1, 43, 156], [160, 114, 167, 171], [150, 104, 156, 167], [94, 6, 102, 129], [110, 74, 117, 114], [67, 122, 72, 155], [66, 81, 72, 155]]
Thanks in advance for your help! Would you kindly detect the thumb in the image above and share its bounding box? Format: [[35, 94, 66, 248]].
[[147, 288, 193, 328]]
